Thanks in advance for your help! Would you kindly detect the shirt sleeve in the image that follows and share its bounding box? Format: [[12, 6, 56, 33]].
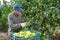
[[8, 15, 21, 29]]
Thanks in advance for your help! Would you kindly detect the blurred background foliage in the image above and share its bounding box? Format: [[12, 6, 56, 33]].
[[0, 0, 60, 40]]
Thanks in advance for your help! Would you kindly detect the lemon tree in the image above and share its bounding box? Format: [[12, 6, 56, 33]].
[[0, 0, 60, 40]]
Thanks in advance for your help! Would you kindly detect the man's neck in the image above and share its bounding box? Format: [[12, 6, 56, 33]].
[[13, 12, 21, 16]]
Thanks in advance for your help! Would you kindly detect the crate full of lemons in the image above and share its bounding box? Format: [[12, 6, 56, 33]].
[[13, 30, 40, 40]]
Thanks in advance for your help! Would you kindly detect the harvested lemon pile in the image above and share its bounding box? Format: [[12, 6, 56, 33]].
[[13, 31, 36, 38]]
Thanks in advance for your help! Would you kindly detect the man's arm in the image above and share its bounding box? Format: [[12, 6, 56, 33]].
[[8, 15, 21, 30]]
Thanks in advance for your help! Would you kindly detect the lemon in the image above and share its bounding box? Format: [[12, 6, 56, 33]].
[[31, 33, 36, 36]]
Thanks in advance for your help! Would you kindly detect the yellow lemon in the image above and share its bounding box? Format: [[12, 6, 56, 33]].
[[31, 33, 36, 36]]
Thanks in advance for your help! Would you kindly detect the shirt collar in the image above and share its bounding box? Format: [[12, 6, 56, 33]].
[[13, 12, 21, 17]]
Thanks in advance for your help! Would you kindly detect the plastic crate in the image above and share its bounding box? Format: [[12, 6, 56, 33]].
[[8, 31, 40, 40], [14, 36, 40, 40]]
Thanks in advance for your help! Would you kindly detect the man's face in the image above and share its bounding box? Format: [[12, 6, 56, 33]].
[[14, 10, 20, 15]]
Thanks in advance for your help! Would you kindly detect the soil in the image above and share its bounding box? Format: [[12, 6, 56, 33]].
[[0, 32, 8, 40], [0, 29, 8, 40]]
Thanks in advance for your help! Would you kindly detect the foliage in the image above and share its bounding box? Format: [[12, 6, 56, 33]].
[[0, 0, 60, 40]]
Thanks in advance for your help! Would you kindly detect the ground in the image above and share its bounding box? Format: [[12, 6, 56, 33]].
[[0, 29, 8, 40], [0, 32, 8, 40]]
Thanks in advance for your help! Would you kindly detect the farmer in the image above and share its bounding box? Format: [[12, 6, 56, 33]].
[[8, 4, 25, 32], [8, 4, 26, 39]]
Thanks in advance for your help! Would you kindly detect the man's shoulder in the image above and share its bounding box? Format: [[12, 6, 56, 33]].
[[8, 12, 13, 18]]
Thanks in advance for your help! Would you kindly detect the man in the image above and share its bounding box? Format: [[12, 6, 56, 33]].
[[8, 4, 24, 33], [8, 4, 30, 40]]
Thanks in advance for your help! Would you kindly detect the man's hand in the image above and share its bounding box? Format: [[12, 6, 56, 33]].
[[20, 23, 26, 28], [18, 22, 30, 28]]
